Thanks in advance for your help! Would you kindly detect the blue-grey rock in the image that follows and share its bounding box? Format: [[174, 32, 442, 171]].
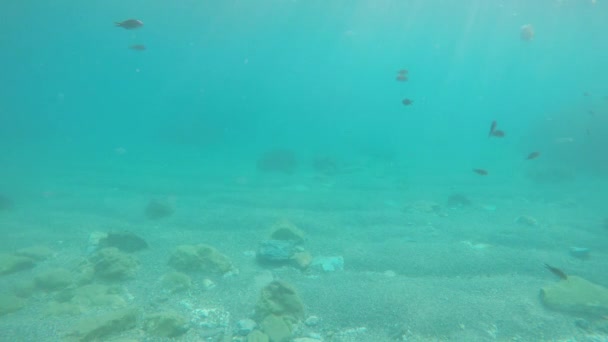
[[569, 247, 590, 260], [235, 318, 257, 336], [310, 256, 344, 272], [257, 240, 297, 262]]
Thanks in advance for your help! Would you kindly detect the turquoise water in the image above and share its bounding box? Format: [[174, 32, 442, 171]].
[[1, 1, 608, 341]]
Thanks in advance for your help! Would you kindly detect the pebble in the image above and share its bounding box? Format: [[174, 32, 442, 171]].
[[235, 318, 257, 336], [305, 315, 320, 326]]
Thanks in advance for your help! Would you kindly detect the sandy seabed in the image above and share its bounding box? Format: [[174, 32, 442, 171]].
[[0, 154, 607, 342]]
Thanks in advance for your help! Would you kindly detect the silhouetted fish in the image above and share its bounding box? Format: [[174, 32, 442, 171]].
[[489, 120, 497, 137], [402, 98, 413, 106], [397, 69, 408, 75], [395, 74, 408, 82], [544, 263, 568, 280], [472, 169, 488, 176], [490, 130, 505, 138], [115, 19, 144, 29], [129, 44, 146, 51], [526, 152, 540, 160]]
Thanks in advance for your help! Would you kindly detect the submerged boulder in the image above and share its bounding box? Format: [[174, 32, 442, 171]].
[[540, 275, 608, 317], [168, 244, 234, 274]]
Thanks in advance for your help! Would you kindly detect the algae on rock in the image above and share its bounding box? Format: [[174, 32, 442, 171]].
[[66, 307, 138, 341], [90, 247, 138, 280], [0, 254, 35, 276], [541, 275, 608, 317], [168, 244, 234, 274], [143, 311, 189, 337], [254, 281, 305, 322]]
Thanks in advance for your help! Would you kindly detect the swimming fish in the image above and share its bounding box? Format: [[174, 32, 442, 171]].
[[489, 120, 497, 137], [402, 98, 413, 106], [472, 169, 488, 176], [396, 74, 408, 82], [526, 152, 540, 160], [115, 19, 144, 29], [490, 129, 505, 138], [544, 263, 568, 280], [129, 44, 146, 51], [397, 69, 408, 75]]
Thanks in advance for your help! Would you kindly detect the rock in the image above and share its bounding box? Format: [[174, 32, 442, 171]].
[[247, 330, 270, 342], [310, 256, 344, 272], [34, 268, 73, 291], [447, 193, 471, 208], [160, 272, 192, 293], [143, 311, 189, 337], [145, 199, 174, 219], [254, 281, 304, 322], [0, 254, 35, 276], [569, 247, 590, 260], [236, 318, 257, 336], [257, 149, 297, 174], [168, 244, 233, 274], [292, 251, 312, 269], [15, 246, 54, 261], [540, 276, 608, 317], [0, 294, 24, 316], [66, 307, 138, 341], [270, 219, 305, 244], [99, 232, 148, 253], [90, 248, 138, 280], [257, 240, 297, 263], [260, 314, 292, 342], [515, 215, 538, 227], [305, 315, 320, 327], [46, 284, 128, 316]]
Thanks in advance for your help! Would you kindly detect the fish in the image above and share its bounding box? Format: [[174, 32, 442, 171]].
[[490, 129, 505, 138], [402, 98, 413, 106], [544, 263, 568, 280], [489, 120, 497, 137], [526, 152, 540, 160], [115, 19, 144, 29], [397, 69, 408, 75], [472, 169, 488, 176], [395, 74, 408, 82], [129, 44, 146, 51]]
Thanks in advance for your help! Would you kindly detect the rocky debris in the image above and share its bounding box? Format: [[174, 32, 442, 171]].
[[168, 244, 234, 274], [257, 220, 311, 270], [160, 271, 192, 294], [236, 318, 257, 336], [143, 311, 190, 337], [145, 199, 174, 219], [540, 275, 608, 317], [99, 232, 148, 253], [90, 247, 138, 281], [65, 307, 138, 341], [0, 254, 35, 276], [14, 245, 55, 261]]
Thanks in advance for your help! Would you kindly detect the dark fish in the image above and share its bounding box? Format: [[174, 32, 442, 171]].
[[115, 19, 144, 29], [544, 263, 568, 280], [402, 98, 413, 106], [490, 129, 505, 138], [526, 152, 540, 160], [583, 92, 590, 97], [129, 44, 146, 51], [489, 120, 497, 137], [472, 169, 488, 176], [397, 69, 408, 75], [395, 74, 408, 82]]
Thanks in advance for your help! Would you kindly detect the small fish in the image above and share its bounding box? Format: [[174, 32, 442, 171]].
[[115, 19, 144, 30], [544, 263, 568, 280], [397, 69, 408, 75], [472, 169, 488, 176], [129, 44, 146, 51], [395, 74, 408, 82], [402, 98, 413, 106], [526, 152, 540, 160], [490, 129, 505, 138], [583, 92, 590, 97], [489, 120, 497, 137], [555, 137, 574, 144]]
